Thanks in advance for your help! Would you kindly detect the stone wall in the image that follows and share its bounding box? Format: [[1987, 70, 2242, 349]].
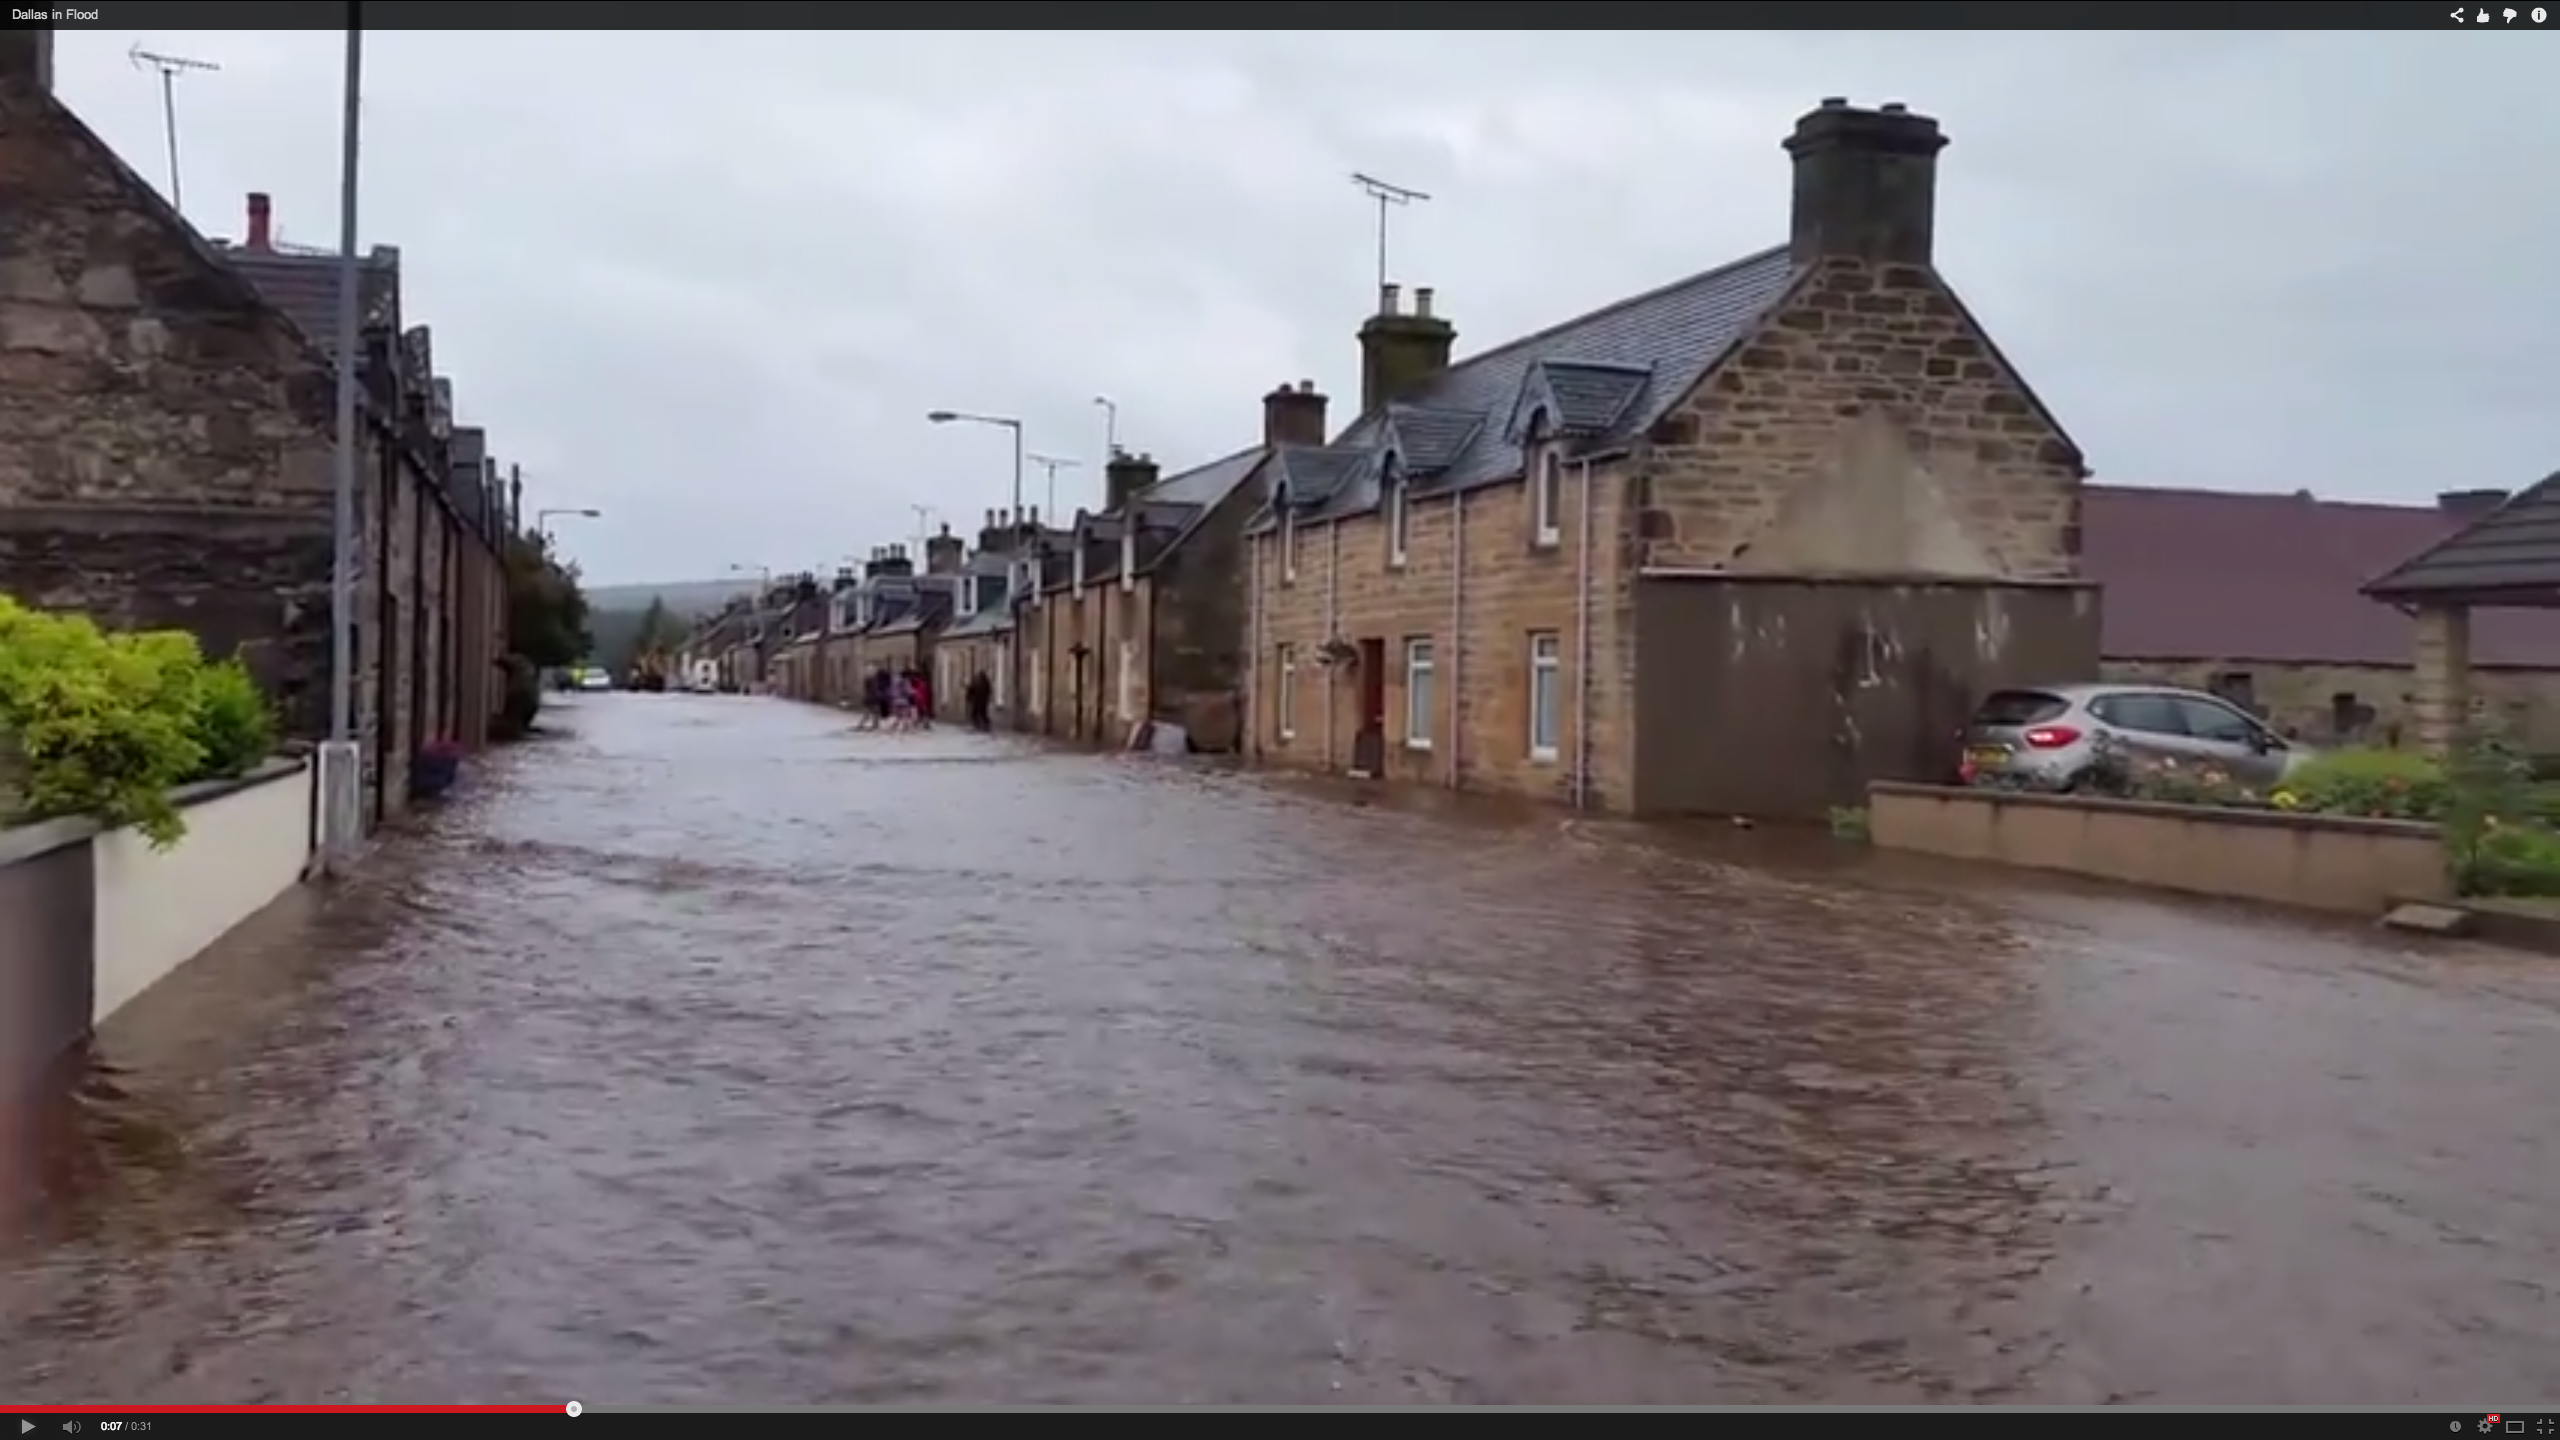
[[2103, 657, 2560, 754]]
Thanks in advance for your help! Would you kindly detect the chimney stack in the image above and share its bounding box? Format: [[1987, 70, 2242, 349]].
[[1357, 284, 1456, 415], [246, 192, 274, 251], [1783, 97, 1948, 270], [1028, 505, 1042, 529], [0, 27, 53, 94], [925, 521, 965, 575], [1104, 451, 1161, 512], [2438, 488, 2512, 520], [1262, 379, 1330, 449]]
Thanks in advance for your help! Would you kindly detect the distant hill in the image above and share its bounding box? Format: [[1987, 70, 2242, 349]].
[[584, 578, 751, 618]]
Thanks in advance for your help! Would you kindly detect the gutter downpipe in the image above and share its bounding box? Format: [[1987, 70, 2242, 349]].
[[1573, 457, 1595, 811], [1447, 490, 1465, 788], [1246, 534, 1262, 760], [1323, 521, 1339, 771]]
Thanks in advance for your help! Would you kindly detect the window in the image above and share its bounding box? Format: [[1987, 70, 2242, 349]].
[[1533, 448, 1563, 547], [1276, 644, 1297, 739], [957, 578, 976, 618], [1403, 637, 1436, 750], [1030, 556, 1046, 607], [1072, 543, 1087, 591], [2088, 692, 2187, 736], [994, 652, 1008, 710], [1387, 481, 1410, 568], [1281, 511, 1299, 582], [1528, 632, 1562, 762], [1120, 530, 1137, 591], [2174, 695, 2266, 747], [2210, 669, 2257, 713]]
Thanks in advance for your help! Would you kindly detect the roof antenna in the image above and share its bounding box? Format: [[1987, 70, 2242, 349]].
[[1350, 172, 1431, 298], [128, 44, 221, 217]]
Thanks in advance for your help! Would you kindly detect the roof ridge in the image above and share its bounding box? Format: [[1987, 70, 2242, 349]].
[[1428, 243, 1793, 382], [1142, 441, 1266, 489]]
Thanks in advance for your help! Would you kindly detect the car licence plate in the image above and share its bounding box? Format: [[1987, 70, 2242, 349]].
[[1966, 746, 2010, 767]]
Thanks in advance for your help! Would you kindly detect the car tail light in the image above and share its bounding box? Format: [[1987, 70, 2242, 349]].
[[2021, 725, 2081, 749]]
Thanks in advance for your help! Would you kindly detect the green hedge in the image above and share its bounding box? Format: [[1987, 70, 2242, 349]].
[[0, 596, 279, 848]]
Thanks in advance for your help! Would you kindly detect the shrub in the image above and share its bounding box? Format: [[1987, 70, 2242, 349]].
[[2272, 747, 2448, 821], [0, 598, 207, 846], [493, 654, 542, 741], [189, 658, 276, 780]]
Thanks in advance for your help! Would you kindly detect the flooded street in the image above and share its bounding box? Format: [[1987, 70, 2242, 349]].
[[2, 693, 2555, 1405]]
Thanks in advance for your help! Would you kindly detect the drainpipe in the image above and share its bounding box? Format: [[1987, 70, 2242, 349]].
[[1447, 490, 1465, 788], [1323, 521, 1339, 770], [1573, 458, 1595, 811], [1246, 536, 1262, 760]]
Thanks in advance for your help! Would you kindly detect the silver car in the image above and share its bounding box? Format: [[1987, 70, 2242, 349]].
[[1959, 682, 2313, 793]]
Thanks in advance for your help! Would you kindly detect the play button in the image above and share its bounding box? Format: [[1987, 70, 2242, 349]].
[[22, 1421, 35, 1434]]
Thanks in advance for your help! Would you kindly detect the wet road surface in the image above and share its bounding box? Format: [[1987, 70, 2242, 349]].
[[3, 693, 2555, 1405]]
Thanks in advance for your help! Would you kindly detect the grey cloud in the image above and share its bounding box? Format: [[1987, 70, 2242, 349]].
[[52, 29, 2560, 582]]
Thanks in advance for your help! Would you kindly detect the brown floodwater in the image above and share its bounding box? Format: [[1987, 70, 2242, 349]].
[[1, 693, 2554, 1405]]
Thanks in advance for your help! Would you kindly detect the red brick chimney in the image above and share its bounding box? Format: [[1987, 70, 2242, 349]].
[[246, 192, 274, 251]]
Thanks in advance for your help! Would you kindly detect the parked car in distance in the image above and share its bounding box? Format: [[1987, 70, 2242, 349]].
[[1958, 682, 2315, 793]]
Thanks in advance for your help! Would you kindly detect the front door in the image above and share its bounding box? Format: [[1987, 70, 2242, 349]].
[[1353, 637, 1386, 775]]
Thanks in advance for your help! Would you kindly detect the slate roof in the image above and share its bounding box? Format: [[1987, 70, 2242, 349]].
[[216, 243, 402, 355], [1251, 245, 1800, 531], [2364, 472, 2560, 604], [2085, 484, 2560, 669]]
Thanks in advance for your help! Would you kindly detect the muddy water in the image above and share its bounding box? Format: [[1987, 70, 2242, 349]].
[[1, 694, 2553, 1405]]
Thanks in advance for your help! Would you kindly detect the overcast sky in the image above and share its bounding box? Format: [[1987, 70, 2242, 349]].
[[52, 29, 2560, 585]]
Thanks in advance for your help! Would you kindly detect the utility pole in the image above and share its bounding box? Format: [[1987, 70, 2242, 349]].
[[128, 45, 219, 215], [1025, 452, 1081, 517], [1350, 172, 1431, 297], [909, 503, 934, 558]]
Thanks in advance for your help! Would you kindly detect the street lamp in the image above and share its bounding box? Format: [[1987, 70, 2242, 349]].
[[1025, 452, 1080, 517], [320, 18, 366, 875], [728, 562, 773, 692], [534, 506, 600, 543], [928, 407, 1028, 728], [1092, 394, 1118, 461]]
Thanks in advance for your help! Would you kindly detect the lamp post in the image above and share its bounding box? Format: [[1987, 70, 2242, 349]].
[[319, 15, 365, 875], [729, 562, 772, 692], [1025, 452, 1080, 518], [534, 506, 600, 545], [1092, 394, 1117, 463], [927, 408, 1027, 729]]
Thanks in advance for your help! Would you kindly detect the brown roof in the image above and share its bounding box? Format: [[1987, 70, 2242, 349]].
[[2084, 484, 2560, 669], [216, 242, 401, 354]]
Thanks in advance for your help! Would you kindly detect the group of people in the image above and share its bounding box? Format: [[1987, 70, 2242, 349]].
[[855, 664, 933, 732], [853, 662, 1001, 733]]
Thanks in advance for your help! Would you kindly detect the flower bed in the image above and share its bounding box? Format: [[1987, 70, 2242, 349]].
[[0, 595, 279, 848], [2058, 739, 2560, 900]]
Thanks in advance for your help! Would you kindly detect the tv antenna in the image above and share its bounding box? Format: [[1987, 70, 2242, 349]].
[[129, 45, 220, 215], [1350, 172, 1431, 296], [1025, 452, 1081, 516]]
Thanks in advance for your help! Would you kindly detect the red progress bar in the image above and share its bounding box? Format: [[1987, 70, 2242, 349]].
[[12, 1407, 566, 1413]]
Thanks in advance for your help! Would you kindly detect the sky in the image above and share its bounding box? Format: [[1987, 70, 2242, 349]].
[[50, 28, 2560, 586]]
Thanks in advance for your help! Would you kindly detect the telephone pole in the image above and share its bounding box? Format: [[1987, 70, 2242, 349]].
[[128, 45, 219, 215], [1350, 171, 1431, 296]]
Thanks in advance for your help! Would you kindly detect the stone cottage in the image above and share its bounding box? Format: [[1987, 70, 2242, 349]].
[[0, 31, 509, 829], [1019, 431, 1273, 751], [1245, 97, 2101, 818]]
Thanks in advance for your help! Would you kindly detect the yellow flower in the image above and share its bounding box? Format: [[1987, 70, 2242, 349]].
[[2270, 790, 2301, 810]]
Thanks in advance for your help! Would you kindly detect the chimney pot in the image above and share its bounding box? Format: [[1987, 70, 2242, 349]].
[[1880, 101, 1909, 113], [1414, 287, 1435, 319], [1820, 96, 1850, 108], [1028, 506, 1041, 526], [1379, 282, 1401, 316], [940, 521, 951, 536], [246, 192, 274, 251], [1297, 379, 1315, 393]]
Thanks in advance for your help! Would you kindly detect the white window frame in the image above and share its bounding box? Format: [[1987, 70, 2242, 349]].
[[1403, 637, 1435, 751], [1387, 482, 1409, 568], [1072, 543, 1087, 592], [1276, 643, 1297, 740], [1120, 531, 1137, 592], [1031, 556, 1046, 608], [1281, 511, 1298, 582], [1528, 631, 1562, 763], [1533, 447, 1563, 547]]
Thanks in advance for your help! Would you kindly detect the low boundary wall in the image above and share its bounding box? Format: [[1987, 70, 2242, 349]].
[[1867, 781, 2450, 914]]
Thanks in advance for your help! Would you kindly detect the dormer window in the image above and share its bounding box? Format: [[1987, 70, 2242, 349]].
[[1532, 445, 1564, 548], [1120, 530, 1136, 592], [1386, 476, 1410, 569]]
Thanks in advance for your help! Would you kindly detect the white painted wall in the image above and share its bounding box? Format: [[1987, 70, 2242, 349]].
[[90, 763, 312, 1024]]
